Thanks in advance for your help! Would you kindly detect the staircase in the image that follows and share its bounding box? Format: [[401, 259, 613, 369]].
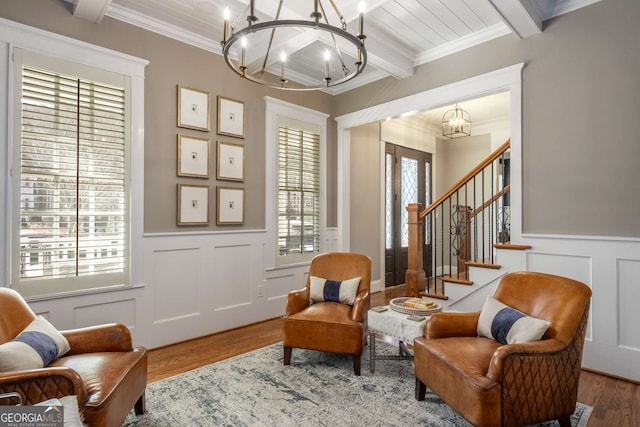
[[406, 139, 518, 308], [433, 243, 531, 312]]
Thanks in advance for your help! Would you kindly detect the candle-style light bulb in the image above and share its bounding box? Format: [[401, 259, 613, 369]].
[[240, 36, 247, 73], [223, 8, 230, 43], [358, 2, 366, 37], [324, 50, 330, 82], [280, 51, 287, 83]]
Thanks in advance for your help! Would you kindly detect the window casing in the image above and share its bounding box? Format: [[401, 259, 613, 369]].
[[265, 97, 327, 267], [10, 48, 134, 298]]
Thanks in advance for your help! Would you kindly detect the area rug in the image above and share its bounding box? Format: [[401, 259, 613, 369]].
[[124, 341, 592, 427]]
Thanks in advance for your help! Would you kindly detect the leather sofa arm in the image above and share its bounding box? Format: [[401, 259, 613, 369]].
[[62, 323, 133, 355], [486, 338, 568, 383], [285, 288, 310, 316], [425, 311, 480, 339], [0, 367, 88, 405], [350, 290, 370, 322]]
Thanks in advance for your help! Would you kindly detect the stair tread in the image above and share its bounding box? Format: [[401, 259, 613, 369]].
[[493, 243, 532, 250], [441, 276, 473, 285], [465, 261, 501, 269], [418, 292, 448, 301]]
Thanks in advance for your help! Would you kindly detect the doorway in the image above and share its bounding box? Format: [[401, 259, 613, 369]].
[[384, 143, 432, 287]]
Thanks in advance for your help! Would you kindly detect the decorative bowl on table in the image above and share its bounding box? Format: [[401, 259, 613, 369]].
[[389, 297, 442, 316]]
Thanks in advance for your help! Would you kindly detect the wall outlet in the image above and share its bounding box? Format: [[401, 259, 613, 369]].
[[257, 285, 266, 297]]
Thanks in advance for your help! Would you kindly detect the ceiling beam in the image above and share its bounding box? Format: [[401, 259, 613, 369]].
[[488, 0, 542, 39], [72, 0, 112, 23]]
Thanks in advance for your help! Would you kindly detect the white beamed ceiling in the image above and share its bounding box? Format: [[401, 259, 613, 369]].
[[70, 0, 600, 95]]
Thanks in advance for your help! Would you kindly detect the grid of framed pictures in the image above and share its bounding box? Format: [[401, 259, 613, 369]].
[[175, 85, 246, 226]]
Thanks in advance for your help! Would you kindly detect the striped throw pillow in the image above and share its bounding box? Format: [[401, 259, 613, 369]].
[[309, 276, 361, 305], [477, 296, 551, 344]]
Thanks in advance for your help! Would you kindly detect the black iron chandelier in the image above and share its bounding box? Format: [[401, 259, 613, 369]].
[[220, 0, 367, 90], [442, 104, 471, 139]]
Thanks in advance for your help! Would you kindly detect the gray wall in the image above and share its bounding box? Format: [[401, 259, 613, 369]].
[[3, 0, 639, 238], [349, 123, 382, 280], [0, 0, 337, 232], [335, 0, 640, 238], [438, 134, 492, 192]]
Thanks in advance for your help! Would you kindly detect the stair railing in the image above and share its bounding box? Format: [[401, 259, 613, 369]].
[[406, 139, 511, 297]]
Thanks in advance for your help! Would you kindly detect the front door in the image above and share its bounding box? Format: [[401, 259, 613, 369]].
[[384, 143, 432, 287]]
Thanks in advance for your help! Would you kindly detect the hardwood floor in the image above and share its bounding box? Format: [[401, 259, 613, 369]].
[[146, 285, 638, 427]]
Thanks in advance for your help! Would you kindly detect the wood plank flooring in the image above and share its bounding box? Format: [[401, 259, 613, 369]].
[[146, 285, 638, 427]]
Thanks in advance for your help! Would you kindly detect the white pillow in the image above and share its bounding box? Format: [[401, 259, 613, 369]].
[[0, 316, 71, 371], [309, 276, 361, 305], [477, 296, 551, 345]]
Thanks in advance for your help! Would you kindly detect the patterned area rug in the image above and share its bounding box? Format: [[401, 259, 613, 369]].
[[124, 341, 592, 427]]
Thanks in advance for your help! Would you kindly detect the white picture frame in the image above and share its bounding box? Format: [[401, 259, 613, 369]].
[[217, 96, 245, 138], [178, 134, 210, 178], [177, 85, 210, 132], [177, 184, 209, 225], [216, 186, 244, 225], [217, 141, 244, 181]]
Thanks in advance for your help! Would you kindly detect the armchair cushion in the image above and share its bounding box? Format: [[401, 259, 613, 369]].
[[309, 276, 361, 305], [477, 296, 551, 345], [0, 316, 70, 371]]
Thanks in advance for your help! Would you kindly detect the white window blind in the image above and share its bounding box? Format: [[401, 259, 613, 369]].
[[15, 63, 128, 293], [277, 125, 320, 258]]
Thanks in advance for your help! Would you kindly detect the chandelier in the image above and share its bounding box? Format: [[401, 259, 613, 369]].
[[220, 0, 367, 91], [442, 104, 471, 139]]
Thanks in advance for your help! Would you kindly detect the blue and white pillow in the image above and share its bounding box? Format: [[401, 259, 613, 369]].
[[477, 296, 551, 345], [309, 276, 361, 305], [0, 316, 71, 372]]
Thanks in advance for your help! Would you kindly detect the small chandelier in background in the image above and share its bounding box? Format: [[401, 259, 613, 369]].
[[220, 0, 367, 91], [442, 104, 471, 139]]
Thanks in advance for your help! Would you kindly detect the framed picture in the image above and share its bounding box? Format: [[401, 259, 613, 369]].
[[177, 184, 209, 225], [177, 85, 210, 131], [216, 186, 244, 225], [217, 96, 245, 138], [217, 141, 245, 181], [177, 134, 210, 178]]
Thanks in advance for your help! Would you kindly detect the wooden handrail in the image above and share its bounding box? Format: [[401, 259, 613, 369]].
[[472, 184, 510, 216], [419, 139, 510, 220]]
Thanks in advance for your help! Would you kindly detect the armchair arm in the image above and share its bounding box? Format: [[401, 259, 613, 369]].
[[0, 367, 88, 405], [486, 338, 568, 383], [350, 290, 370, 322], [486, 338, 583, 423], [425, 311, 480, 339], [285, 288, 310, 316], [62, 323, 133, 355]]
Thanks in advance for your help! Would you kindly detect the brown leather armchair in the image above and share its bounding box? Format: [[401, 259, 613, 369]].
[[282, 252, 371, 375], [0, 287, 147, 427], [414, 271, 592, 427]]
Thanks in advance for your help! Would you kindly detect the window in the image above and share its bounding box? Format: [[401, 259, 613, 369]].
[[9, 46, 140, 298], [265, 97, 327, 267], [277, 125, 320, 257]]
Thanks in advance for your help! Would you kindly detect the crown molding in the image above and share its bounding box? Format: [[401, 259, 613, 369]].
[[105, 3, 222, 55]]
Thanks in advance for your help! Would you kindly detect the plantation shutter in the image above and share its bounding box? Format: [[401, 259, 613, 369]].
[[277, 125, 320, 257], [18, 64, 127, 284]]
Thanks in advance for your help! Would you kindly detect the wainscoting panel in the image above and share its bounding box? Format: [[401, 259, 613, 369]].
[[152, 247, 202, 324], [521, 234, 640, 381], [212, 244, 252, 312], [264, 273, 297, 301], [616, 258, 640, 351], [526, 252, 592, 287], [74, 298, 136, 329]]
